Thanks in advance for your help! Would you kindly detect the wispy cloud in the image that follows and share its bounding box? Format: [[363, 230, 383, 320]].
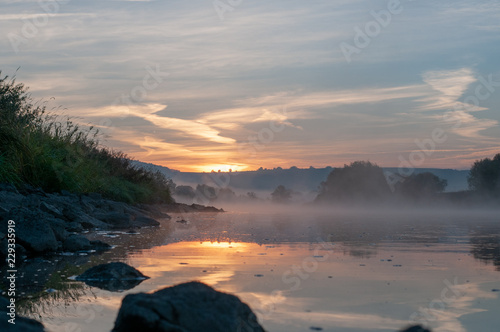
[[418, 68, 498, 139]]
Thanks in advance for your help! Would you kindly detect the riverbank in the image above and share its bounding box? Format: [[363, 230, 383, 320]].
[[0, 182, 222, 261]]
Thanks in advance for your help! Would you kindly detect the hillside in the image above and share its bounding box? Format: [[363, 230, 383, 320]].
[[131, 161, 469, 194]]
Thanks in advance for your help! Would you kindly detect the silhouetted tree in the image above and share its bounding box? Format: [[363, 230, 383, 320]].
[[316, 161, 391, 204], [395, 172, 447, 200], [195, 184, 217, 202], [174, 185, 195, 198], [247, 192, 258, 200], [468, 153, 500, 197], [217, 187, 236, 201], [271, 185, 292, 204]]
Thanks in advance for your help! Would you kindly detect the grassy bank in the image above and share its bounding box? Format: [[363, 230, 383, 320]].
[[0, 72, 173, 204]]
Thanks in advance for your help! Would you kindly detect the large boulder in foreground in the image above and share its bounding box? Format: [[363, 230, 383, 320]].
[[76, 262, 149, 292], [112, 281, 265, 332]]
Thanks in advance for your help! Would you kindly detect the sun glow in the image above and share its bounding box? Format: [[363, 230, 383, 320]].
[[197, 164, 248, 173]]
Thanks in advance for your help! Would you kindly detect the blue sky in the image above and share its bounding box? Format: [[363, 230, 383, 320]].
[[1, 0, 499, 171]]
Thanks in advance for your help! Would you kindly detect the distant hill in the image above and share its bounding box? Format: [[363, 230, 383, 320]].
[[131, 161, 469, 194]]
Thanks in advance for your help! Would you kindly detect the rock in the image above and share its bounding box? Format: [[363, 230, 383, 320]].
[[62, 236, 110, 252], [46, 218, 69, 241], [78, 196, 96, 214], [17, 184, 47, 197], [0, 297, 46, 331], [60, 189, 73, 197], [87, 192, 103, 201], [62, 205, 81, 221], [62, 234, 91, 251], [90, 240, 112, 251], [0, 190, 24, 211], [93, 212, 132, 228], [9, 207, 58, 254], [132, 216, 160, 227], [74, 214, 110, 230], [76, 262, 148, 291], [136, 204, 171, 219], [15, 243, 27, 259], [107, 201, 128, 213], [20, 194, 42, 209], [0, 183, 19, 194], [40, 201, 65, 219], [0, 206, 8, 222], [112, 281, 265, 332], [399, 326, 432, 332], [1, 237, 27, 263]]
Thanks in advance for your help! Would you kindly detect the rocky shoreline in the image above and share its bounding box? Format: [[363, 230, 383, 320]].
[[0, 183, 222, 260]]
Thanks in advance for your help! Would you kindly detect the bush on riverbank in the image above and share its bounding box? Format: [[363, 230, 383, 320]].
[[0, 72, 173, 204]]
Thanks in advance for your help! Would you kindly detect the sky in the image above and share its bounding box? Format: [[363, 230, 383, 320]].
[[1, 0, 500, 172]]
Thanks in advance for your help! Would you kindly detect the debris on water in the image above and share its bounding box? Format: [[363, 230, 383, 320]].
[[176, 219, 188, 224], [179, 262, 189, 265], [492, 289, 500, 292], [310, 327, 323, 331], [202, 270, 207, 272], [328, 276, 333, 278], [254, 274, 264, 277], [313, 255, 323, 258], [360, 264, 366, 266], [393, 265, 402, 267]]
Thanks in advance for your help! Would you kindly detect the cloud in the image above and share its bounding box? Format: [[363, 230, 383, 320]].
[[88, 103, 236, 144], [420, 68, 479, 111], [418, 68, 498, 139]]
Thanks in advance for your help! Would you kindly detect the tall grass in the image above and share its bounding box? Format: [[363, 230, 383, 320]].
[[0, 72, 173, 204]]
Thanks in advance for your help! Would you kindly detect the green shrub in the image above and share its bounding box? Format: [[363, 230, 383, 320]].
[[0, 71, 173, 204]]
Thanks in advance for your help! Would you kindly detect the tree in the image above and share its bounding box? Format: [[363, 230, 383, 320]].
[[271, 185, 292, 204], [217, 187, 236, 201], [247, 192, 258, 200], [468, 153, 500, 196], [174, 185, 195, 198], [195, 184, 217, 202], [395, 172, 447, 200], [316, 161, 391, 203]]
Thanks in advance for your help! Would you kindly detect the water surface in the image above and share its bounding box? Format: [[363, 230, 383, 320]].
[[17, 210, 500, 332]]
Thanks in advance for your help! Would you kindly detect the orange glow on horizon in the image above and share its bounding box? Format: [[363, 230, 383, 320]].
[[194, 164, 249, 173]]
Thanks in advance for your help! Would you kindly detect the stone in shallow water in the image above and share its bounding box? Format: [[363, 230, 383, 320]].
[[112, 281, 265, 332], [75, 262, 148, 292]]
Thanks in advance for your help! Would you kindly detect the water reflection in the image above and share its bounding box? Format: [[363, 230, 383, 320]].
[[469, 227, 500, 271], [6, 211, 500, 332]]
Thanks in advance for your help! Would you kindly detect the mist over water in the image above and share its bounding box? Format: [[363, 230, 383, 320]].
[[16, 206, 500, 332]]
